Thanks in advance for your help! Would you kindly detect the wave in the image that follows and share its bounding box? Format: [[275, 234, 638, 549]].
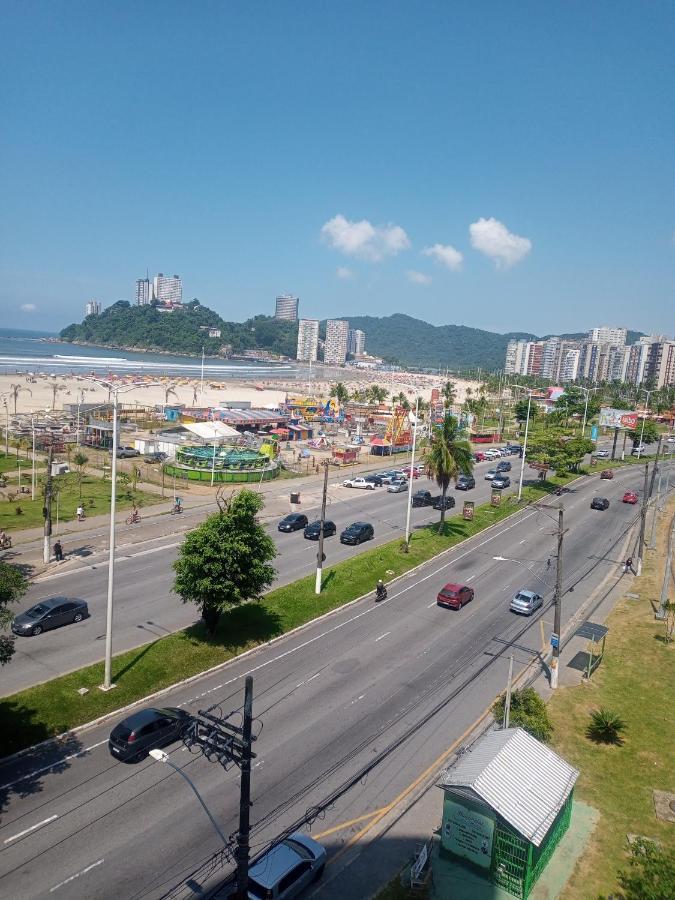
[[0, 354, 294, 374]]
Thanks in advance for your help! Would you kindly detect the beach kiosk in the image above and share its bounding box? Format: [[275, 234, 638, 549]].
[[438, 727, 578, 899]]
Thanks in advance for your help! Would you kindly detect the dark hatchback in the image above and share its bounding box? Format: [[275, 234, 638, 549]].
[[363, 474, 384, 486], [278, 513, 309, 532], [591, 497, 610, 510], [340, 522, 374, 545], [304, 520, 337, 540], [496, 460, 512, 472], [411, 490, 434, 507], [108, 707, 190, 762], [433, 495, 455, 511], [11, 597, 88, 636], [455, 476, 476, 491]]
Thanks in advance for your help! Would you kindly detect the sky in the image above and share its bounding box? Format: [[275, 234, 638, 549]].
[[1, 1, 674, 337]]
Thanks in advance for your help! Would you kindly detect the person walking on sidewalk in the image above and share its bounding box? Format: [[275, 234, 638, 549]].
[[54, 540, 64, 562]]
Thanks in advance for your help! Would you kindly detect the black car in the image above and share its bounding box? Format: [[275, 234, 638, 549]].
[[108, 707, 190, 762], [496, 461, 512, 472], [433, 495, 456, 511], [591, 497, 610, 510], [411, 490, 434, 507], [11, 597, 89, 636], [455, 476, 476, 491], [303, 520, 337, 540], [143, 451, 167, 463], [363, 474, 384, 486], [340, 522, 374, 545], [278, 513, 309, 532]]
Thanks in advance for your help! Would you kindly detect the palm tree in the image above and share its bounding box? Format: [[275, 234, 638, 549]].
[[442, 380, 457, 408], [329, 382, 350, 404], [10, 383, 31, 414], [50, 382, 67, 410], [425, 415, 473, 528], [73, 451, 89, 498], [367, 385, 389, 404]]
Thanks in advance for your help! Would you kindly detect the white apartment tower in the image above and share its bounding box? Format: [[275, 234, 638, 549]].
[[274, 294, 299, 321], [587, 326, 627, 346], [348, 328, 366, 356], [135, 277, 153, 306], [85, 300, 102, 317], [504, 340, 531, 375], [324, 319, 350, 366], [296, 319, 319, 362], [153, 273, 182, 305]]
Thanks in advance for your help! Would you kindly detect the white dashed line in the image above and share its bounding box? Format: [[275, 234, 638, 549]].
[[3, 815, 58, 844], [374, 632, 391, 642], [50, 859, 104, 893]]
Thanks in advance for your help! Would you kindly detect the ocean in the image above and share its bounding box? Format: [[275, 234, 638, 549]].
[[0, 328, 297, 380]]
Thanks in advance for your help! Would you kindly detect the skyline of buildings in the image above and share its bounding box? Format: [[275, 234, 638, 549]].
[[135, 273, 183, 307], [274, 294, 299, 321]]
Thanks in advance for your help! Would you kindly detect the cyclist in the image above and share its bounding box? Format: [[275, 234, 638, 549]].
[[76, 504, 85, 522]]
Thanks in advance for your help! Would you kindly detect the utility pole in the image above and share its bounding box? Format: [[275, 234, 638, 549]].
[[504, 655, 514, 728], [404, 397, 420, 547], [42, 443, 54, 564], [655, 515, 674, 621], [517, 392, 532, 502], [610, 426, 619, 460], [315, 461, 329, 594], [637, 462, 650, 576], [235, 676, 254, 900], [550, 505, 565, 689]]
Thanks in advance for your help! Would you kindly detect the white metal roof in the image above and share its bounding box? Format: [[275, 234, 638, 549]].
[[439, 727, 579, 846], [182, 422, 241, 440]]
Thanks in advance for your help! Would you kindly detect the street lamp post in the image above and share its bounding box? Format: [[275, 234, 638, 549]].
[[404, 398, 420, 547], [636, 388, 653, 458], [31, 414, 36, 501], [513, 388, 533, 502], [579, 386, 599, 437]]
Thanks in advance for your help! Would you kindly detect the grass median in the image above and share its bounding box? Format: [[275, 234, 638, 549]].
[[0, 477, 571, 758]]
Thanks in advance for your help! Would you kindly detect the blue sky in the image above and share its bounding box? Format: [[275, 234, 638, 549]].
[[1, 1, 673, 336]]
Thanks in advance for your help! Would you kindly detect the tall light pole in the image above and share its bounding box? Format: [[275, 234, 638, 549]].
[[513, 387, 533, 502], [579, 386, 599, 437], [31, 413, 36, 501], [1, 395, 9, 458], [636, 388, 653, 458], [404, 398, 420, 547]]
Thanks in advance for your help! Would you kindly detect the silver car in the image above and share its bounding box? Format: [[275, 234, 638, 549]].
[[387, 479, 408, 493], [510, 589, 543, 616], [246, 833, 326, 899]]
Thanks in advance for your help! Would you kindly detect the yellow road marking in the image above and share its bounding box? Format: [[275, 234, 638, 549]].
[[313, 807, 389, 839]]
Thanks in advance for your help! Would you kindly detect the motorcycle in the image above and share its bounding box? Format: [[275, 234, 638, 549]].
[[0, 535, 12, 550], [126, 511, 141, 525], [171, 503, 183, 515], [375, 584, 387, 602]]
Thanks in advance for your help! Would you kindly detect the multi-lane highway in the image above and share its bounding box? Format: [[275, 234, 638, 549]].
[[0, 462, 654, 900]]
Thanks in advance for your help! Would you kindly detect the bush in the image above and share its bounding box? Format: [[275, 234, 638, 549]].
[[492, 687, 553, 742], [615, 837, 675, 899], [586, 708, 627, 745]]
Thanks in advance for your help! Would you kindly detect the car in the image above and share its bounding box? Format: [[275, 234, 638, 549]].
[[594, 449, 610, 458], [600, 469, 614, 480], [492, 475, 511, 489], [413, 463, 426, 473], [143, 451, 167, 463], [376, 471, 398, 484], [510, 589, 543, 616], [363, 474, 384, 486], [455, 475, 476, 491], [115, 446, 141, 458], [247, 832, 326, 900], [108, 707, 190, 762], [399, 466, 420, 478], [433, 495, 456, 511], [591, 497, 610, 510], [622, 491, 639, 504], [483, 449, 501, 459], [668, 435, 675, 444], [496, 460, 512, 472], [387, 479, 408, 493], [411, 490, 434, 507], [437, 582, 474, 610], [278, 513, 309, 532], [506, 444, 521, 454], [343, 476, 376, 490], [484, 469, 499, 480], [303, 520, 337, 539], [11, 597, 89, 636], [474, 452, 487, 462], [631, 444, 647, 455], [340, 522, 374, 544]]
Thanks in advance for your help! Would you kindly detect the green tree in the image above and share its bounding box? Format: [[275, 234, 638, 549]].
[[9, 383, 32, 415], [615, 838, 675, 899], [425, 415, 473, 527], [442, 380, 457, 408], [173, 489, 277, 635], [72, 451, 89, 498], [329, 382, 350, 404], [492, 687, 553, 742], [0, 561, 29, 665], [514, 398, 539, 425], [527, 433, 594, 477], [626, 420, 660, 448], [367, 385, 389, 404]]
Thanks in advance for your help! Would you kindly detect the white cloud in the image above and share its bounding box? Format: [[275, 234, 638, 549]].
[[20, 303, 37, 312], [469, 217, 532, 268], [407, 270, 432, 285], [321, 214, 410, 261], [336, 266, 354, 280], [422, 243, 463, 271]]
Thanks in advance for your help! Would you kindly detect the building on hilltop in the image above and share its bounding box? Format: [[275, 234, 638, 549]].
[[296, 319, 319, 362], [85, 300, 101, 317], [274, 294, 299, 321], [153, 273, 182, 306], [324, 319, 349, 366], [135, 276, 153, 306], [347, 328, 366, 356]]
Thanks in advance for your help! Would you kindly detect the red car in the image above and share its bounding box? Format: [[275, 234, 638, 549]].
[[474, 452, 486, 462], [437, 583, 474, 610], [600, 469, 614, 479], [622, 491, 638, 504]]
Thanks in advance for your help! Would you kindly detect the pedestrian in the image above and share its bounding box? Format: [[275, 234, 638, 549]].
[[624, 556, 633, 574], [546, 556, 552, 570], [54, 540, 63, 562]]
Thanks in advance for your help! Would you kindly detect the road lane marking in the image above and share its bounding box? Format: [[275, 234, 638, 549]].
[[426, 600, 436, 608], [0, 739, 108, 792], [374, 632, 391, 642], [313, 807, 388, 839], [49, 859, 104, 892], [3, 814, 58, 844], [349, 695, 365, 706]]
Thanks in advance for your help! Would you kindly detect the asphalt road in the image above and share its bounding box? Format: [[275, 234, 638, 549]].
[[3, 456, 522, 695], [0, 462, 655, 900]]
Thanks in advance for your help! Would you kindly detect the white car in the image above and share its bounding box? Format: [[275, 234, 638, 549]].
[[594, 449, 610, 458], [485, 469, 498, 480], [343, 477, 376, 490], [483, 449, 500, 459], [667, 436, 675, 443]]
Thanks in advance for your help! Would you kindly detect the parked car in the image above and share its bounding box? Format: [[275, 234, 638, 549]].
[[278, 513, 309, 532], [343, 476, 376, 490], [455, 475, 476, 491], [363, 474, 383, 486], [376, 471, 399, 484], [247, 833, 326, 900], [600, 469, 614, 480], [437, 583, 474, 610], [411, 490, 434, 507], [115, 447, 140, 458], [510, 589, 543, 616], [12, 597, 89, 636], [387, 479, 408, 493], [340, 522, 374, 545], [496, 461, 512, 472], [591, 497, 610, 510], [484, 469, 499, 480], [396, 467, 419, 479], [108, 707, 190, 762], [506, 444, 522, 454], [622, 491, 639, 505], [631, 444, 647, 455], [594, 449, 610, 458], [143, 451, 167, 463], [303, 520, 337, 539], [474, 452, 487, 462], [492, 475, 511, 489], [433, 495, 455, 511], [484, 449, 501, 459]]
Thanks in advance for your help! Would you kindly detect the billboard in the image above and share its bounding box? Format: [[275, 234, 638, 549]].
[[599, 408, 638, 430]]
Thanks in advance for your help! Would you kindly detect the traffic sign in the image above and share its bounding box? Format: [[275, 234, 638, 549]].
[[550, 632, 559, 649]]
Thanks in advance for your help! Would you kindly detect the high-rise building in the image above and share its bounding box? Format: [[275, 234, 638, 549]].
[[348, 328, 366, 356], [135, 277, 153, 306], [559, 348, 581, 382], [644, 340, 675, 388], [587, 326, 627, 346], [324, 319, 350, 366], [85, 300, 101, 317], [540, 338, 561, 379], [608, 345, 630, 382], [274, 294, 299, 321], [153, 273, 182, 305], [296, 319, 319, 362], [504, 340, 530, 375]]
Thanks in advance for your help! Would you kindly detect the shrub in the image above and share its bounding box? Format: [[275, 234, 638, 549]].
[[616, 837, 675, 899], [492, 687, 553, 742], [586, 708, 627, 745]]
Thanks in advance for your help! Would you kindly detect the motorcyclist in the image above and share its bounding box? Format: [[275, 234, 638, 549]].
[[172, 496, 183, 513], [375, 579, 387, 601], [76, 504, 85, 521]]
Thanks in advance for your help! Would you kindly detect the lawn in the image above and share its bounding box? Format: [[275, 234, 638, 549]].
[[546, 502, 675, 898], [0, 475, 571, 757], [0, 451, 45, 476]]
